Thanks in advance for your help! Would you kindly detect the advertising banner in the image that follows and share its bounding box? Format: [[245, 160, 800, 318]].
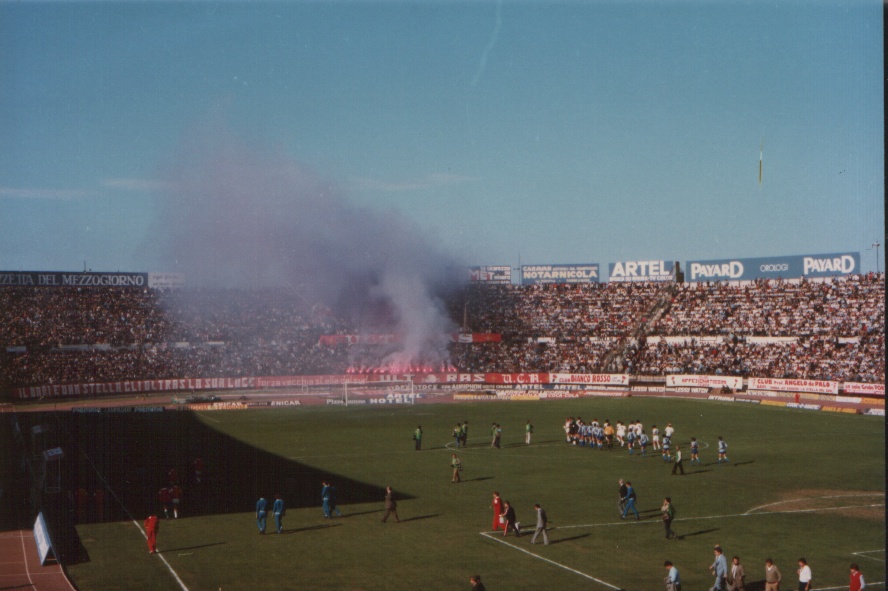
[[608, 260, 674, 282], [468, 266, 511, 284], [521, 264, 599, 284], [0, 271, 148, 287], [748, 377, 839, 395], [33, 512, 56, 566], [685, 252, 859, 282], [549, 373, 629, 386], [148, 272, 186, 288], [667, 375, 743, 390], [842, 382, 885, 397]]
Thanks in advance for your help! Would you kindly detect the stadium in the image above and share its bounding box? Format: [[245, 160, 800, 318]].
[[1, 258, 884, 590], [1, 2, 884, 591]]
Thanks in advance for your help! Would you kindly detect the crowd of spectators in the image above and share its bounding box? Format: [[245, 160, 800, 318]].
[[0, 274, 883, 390]]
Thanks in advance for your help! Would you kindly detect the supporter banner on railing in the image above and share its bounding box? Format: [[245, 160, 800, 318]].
[[685, 252, 859, 282], [608, 260, 675, 282], [468, 266, 511, 284], [319, 333, 502, 346], [257, 375, 369, 388], [451, 333, 502, 343], [14, 377, 256, 399], [748, 377, 839, 395], [842, 382, 885, 397], [521, 264, 599, 284], [667, 375, 743, 390], [549, 373, 629, 386], [319, 334, 402, 346], [0, 271, 148, 287]]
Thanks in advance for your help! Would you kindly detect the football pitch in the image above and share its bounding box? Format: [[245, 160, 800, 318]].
[[52, 397, 885, 590]]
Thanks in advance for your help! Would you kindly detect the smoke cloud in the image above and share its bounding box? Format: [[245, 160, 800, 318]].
[[147, 124, 465, 369]]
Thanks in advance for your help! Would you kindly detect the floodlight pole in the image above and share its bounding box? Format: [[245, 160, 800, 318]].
[[872, 242, 881, 274]]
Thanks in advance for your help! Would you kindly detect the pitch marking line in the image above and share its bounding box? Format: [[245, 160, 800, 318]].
[[745, 493, 885, 514], [131, 520, 190, 591], [852, 549, 886, 563], [479, 531, 621, 590], [484, 504, 886, 587], [555, 503, 886, 531]]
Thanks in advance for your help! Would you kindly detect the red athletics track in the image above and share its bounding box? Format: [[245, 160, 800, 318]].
[[0, 530, 76, 591]]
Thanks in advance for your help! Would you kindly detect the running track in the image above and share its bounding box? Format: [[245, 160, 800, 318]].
[[0, 530, 76, 591]]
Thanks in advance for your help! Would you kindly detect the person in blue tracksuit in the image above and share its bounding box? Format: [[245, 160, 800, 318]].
[[321, 481, 332, 518], [273, 493, 285, 534], [256, 496, 268, 534], [322, 480, 342, 517], [621, 482, 640, 520]]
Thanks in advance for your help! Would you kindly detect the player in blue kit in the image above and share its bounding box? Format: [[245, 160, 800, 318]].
[[593, 425, 604, 449], [662, 436, 672, 461], [256, 496, 268, 534], [717, 437, 729, 463], [273, 493, 285, 533], [639, 431, 650, 456], [690, 437, 701, 465]]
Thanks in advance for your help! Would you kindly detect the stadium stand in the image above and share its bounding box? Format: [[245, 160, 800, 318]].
[[1, 274, 883, 390]]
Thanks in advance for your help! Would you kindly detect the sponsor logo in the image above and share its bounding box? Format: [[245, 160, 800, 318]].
[[689, 261, 744, 280], [821, 406, 858, 414], [708, 395, 735, 402], [759, 263, 789, 273], [786, 402, 821, 411], [270, 400, 302, 406], [803, 254, 855, 275], [865, 408, 885, 416], [609, 260, 673, 281]]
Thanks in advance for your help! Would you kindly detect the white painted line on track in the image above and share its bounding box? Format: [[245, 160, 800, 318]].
[[18, 532, 33, 588], [479, 531, 622, 590]]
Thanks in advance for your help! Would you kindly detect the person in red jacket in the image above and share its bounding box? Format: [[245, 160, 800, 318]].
[[144, 515, 159, 554], [491, 492, 504, 531], [849, 564, 865, 591]]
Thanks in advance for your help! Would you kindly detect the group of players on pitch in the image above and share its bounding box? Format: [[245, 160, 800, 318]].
[[563, 417, 730, 464]]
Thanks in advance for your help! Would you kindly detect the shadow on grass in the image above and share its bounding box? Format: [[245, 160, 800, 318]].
[[399, 514, 441, 523], [159, 541, 227, 553], [731, 460, 755, 467], [677, 527, 718, 539], [548, 533, 590, 544], [13, 411, 401, 565], [337, 509, 383, 518], [461, 476, 494, 483], [283, 523, 343, 534], [746, 580, 767, 591], [684, 469, 713, 475]]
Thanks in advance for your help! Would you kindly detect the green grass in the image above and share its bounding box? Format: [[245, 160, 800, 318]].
[[63, 398, 884, 591]]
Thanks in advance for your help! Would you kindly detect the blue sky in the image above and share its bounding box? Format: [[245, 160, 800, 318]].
[[1, 0, 883, 277]]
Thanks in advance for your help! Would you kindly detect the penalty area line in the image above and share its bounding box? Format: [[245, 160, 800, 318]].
[[478, 531, 621, 590]]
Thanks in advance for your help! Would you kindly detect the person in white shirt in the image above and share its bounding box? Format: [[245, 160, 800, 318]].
[[797, 558, 812, 591]]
